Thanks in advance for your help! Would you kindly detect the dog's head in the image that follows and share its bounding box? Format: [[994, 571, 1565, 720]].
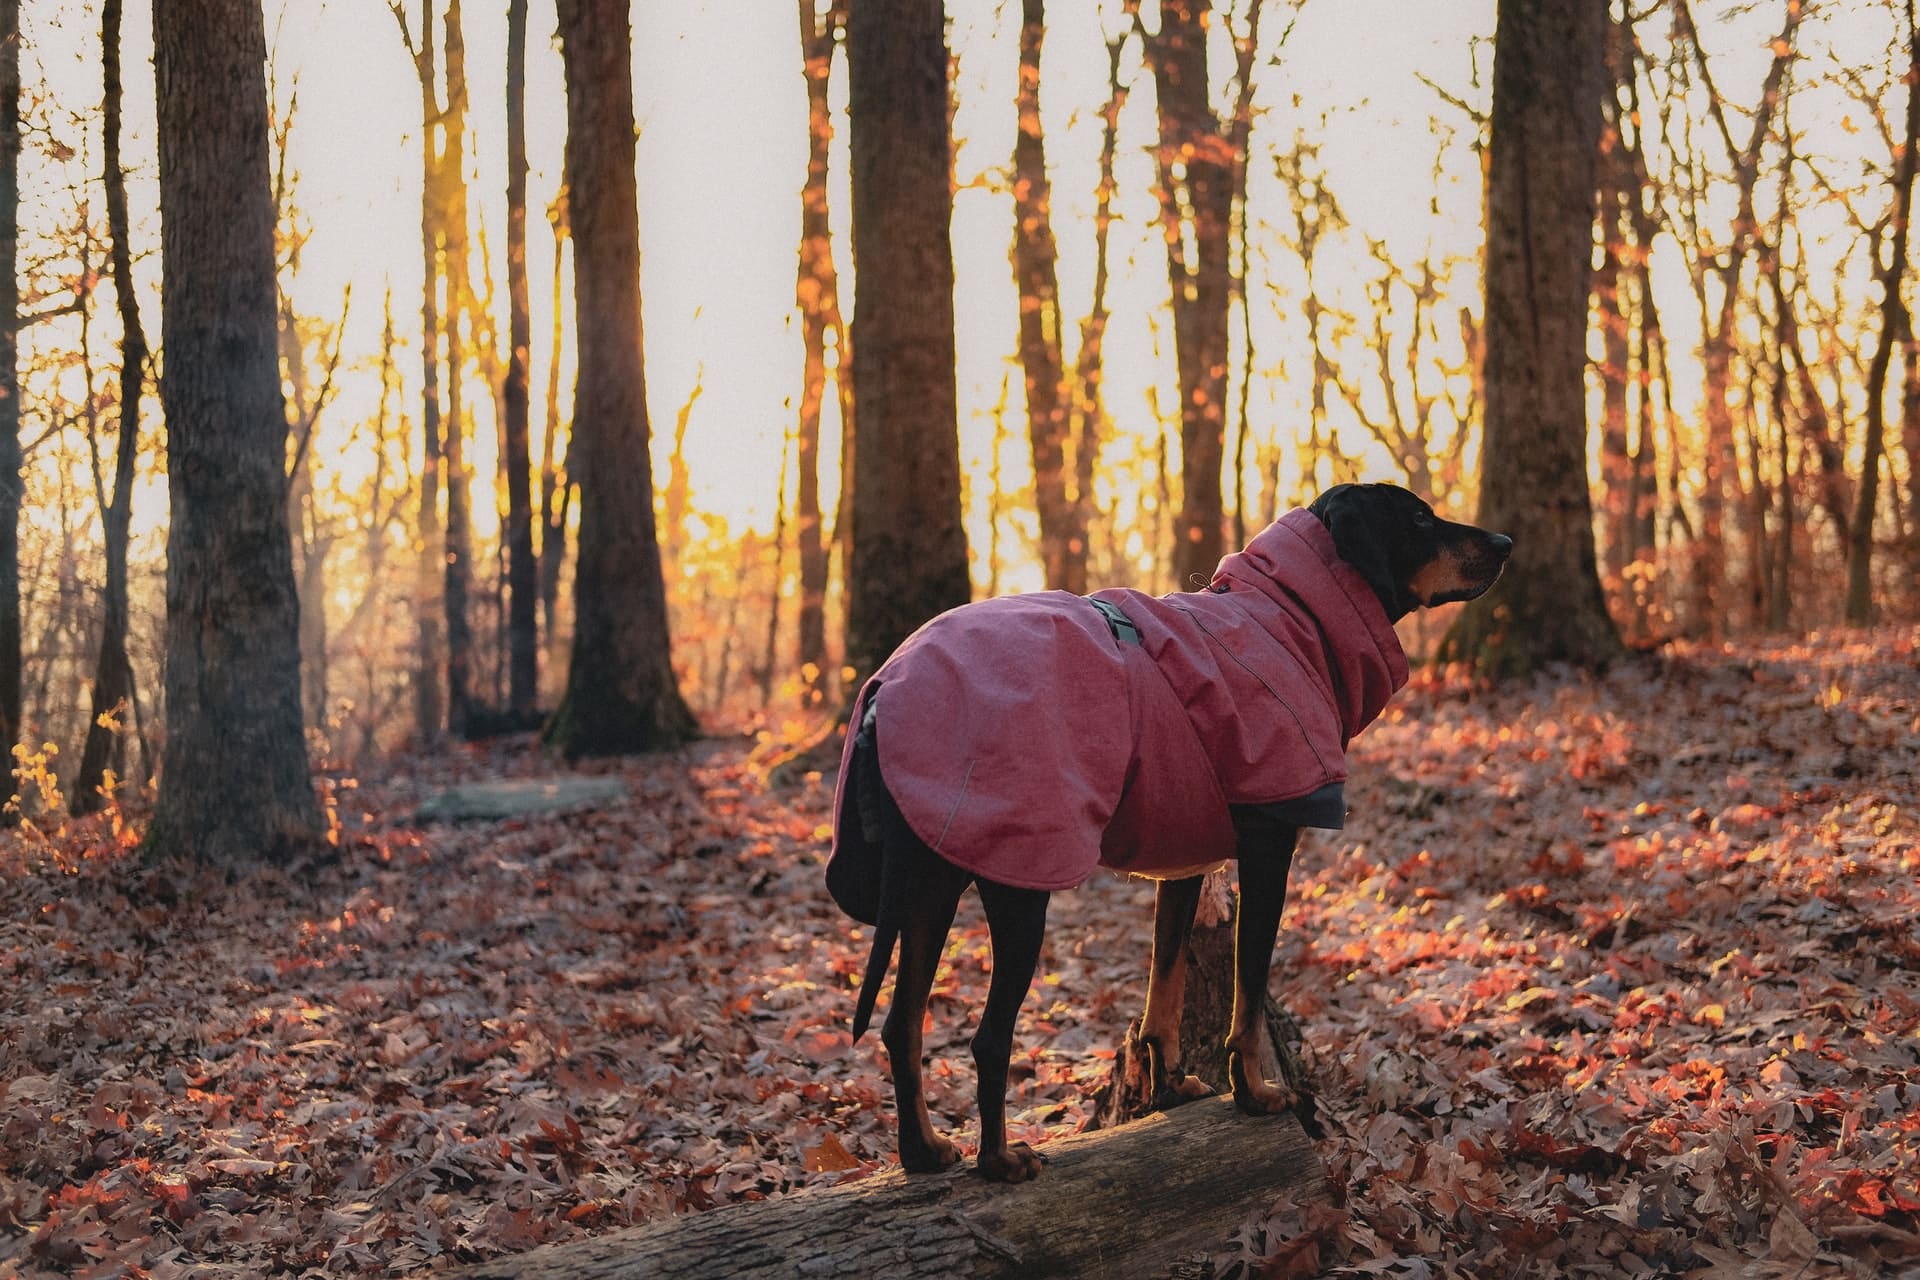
[[1308, 483, 1512, 621]]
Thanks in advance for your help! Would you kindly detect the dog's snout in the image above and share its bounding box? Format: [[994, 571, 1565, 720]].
[[1487, 534, 1513, 558]]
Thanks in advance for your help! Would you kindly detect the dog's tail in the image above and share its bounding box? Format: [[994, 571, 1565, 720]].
[[850, 912, 896, 1042], [847, 698, 898, 1043]]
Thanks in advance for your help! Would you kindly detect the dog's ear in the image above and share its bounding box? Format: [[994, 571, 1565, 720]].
[[1310, 485, 1406, 619]]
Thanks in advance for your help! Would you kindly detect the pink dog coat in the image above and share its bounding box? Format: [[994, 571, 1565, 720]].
[[828, 508, 1409, 894]]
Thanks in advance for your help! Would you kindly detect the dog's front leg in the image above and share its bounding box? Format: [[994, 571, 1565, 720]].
[[1227, 825, 1299, 1114], [1139, 876, 1214, 1108], [971, 879, 1049, 1181]]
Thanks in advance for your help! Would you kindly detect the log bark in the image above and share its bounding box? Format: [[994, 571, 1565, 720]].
[[457, 1097, 1325, 1280]]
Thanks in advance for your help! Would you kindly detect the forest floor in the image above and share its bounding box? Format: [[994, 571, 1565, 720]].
[[2, 629, 1918, 1279]]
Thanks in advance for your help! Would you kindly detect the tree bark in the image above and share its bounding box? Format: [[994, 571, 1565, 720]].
[[1844, 1, 1919, 625], [843, 0, 970, 687], [1440, 0, 1623, 675], [73, 0, 148, 815], [1671, 0, 1800, 636], [794, 0, 842, 706], [1596, 24, 1632, 586], [395, 0, 446, 743], [1012, 0, 1081, 595], [1149, 0, 1236, 591], [0, 0, 19, 824], [503, 0, 538, 716], [545, 0, 697, 757], [442, 0, 475, 733], [454, 1097, 1325, 1280], [143, 0, 323, 866], [538, 197, 570, 676]]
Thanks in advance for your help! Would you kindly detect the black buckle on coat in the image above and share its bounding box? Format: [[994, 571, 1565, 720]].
[[1088, 596, 1142, 647]]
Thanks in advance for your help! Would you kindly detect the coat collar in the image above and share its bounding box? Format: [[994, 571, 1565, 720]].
[[1209, 508, 1410, 742]]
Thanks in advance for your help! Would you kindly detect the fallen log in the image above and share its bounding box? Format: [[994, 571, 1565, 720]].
[[457, 1096, 1326, 1280]]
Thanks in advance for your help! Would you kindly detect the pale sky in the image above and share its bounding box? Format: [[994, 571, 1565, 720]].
[[13, 0, 1895, 590]]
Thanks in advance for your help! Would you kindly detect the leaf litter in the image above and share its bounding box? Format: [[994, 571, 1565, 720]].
[[0, 629, 1916, 1277]]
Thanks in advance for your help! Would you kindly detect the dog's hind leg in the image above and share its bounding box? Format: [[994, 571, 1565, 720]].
[[971, 878, 1049, 1182], [879, 837, 972, 1173], [1140, 875, 1214, 1109], [1226, 825, 1300, 1114]]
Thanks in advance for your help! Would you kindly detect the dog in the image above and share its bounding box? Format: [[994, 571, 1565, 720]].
[[826, 482, 1511, 1182]]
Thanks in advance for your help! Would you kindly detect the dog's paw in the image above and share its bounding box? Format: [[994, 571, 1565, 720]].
[[1227, 1049, 1298, 1115], [900, 1131, 963, 1173], [977, 1141, 1044, 1183], [1143, 1038, 1215, 1111]]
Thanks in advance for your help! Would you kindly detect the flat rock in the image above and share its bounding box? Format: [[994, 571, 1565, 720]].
[[416, 777, 627, 822]]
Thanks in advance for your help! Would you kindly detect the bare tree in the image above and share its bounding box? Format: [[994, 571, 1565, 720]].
[[441, 0, 475, 732], [502, 0, 538, 715], [73, 0, 149, 814], [1441, 0, 1622, 674], [1011, 0, 1083, 593], [392, 0, 446, 742], [794, 0, 845, 703], [546, 0, 697, 755], [1144, 0, 1264, 589], [1846, 0, 1920, 624], [0, 0, 19, 823], [143, 0, 323, 865], [843, 0, 970, 686]]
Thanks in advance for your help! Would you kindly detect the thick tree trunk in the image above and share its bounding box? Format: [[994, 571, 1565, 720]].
[[503, 0, 538, 716], [0, 0, 19, 824], [1844, 5, 1919, 626], [545, 0, 696, 757], [1011, 0, 1081, 595], [143, 0, 323, 866], [73, 0, 147, 815], [843, 0, 970, 686], [454, 1097, 1325, 1280], [442, 0, 475, 733], [1440, 0, 1622, 675]]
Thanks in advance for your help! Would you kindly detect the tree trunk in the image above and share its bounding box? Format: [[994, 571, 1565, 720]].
[[761, 430, 790, 708], [1845, 3, 1919, 626], [1149, 0, 1235, 591], [843, 0, 970, 687], [794, 0, 842, 707], [538, 198, 569, 677], [1440, 0, 1622, 675], [0, 0, 19, 824], [1672, 0, 1800, 636], [1595, 33, 1632, 586], [1011, 0, 1080, 595], [545, 0, 697, 757], [442, 0, 475, 733], [503, 0, 538, 716], [453, 1097, 1325, 1280], [1068, 29, 1127, 583], [143, 0, 323, 866], [396, 0, 446, 743], [73, 0, 147, 815]]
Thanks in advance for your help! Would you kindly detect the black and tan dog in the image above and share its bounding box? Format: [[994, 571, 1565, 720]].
[[826, 483, 1511, 1181]]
